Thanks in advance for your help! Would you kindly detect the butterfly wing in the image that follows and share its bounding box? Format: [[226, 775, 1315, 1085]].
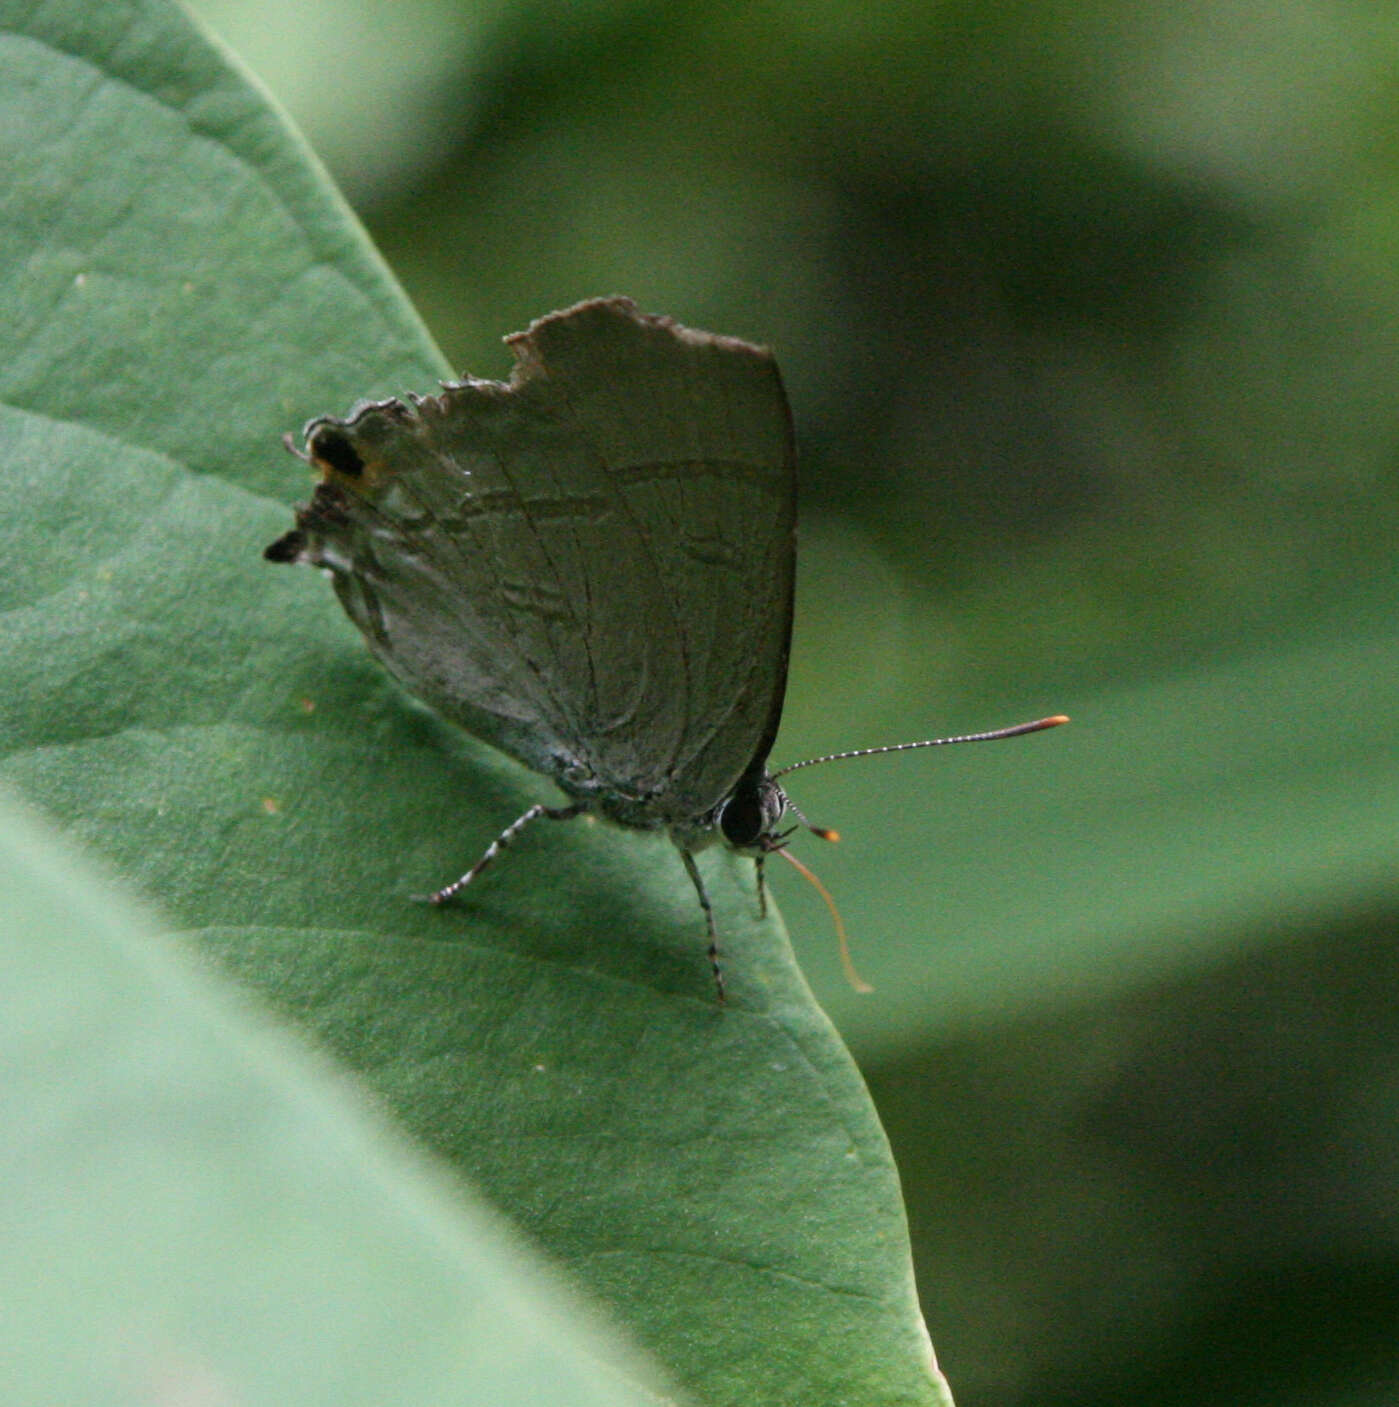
[[266, 298, 796, 826]]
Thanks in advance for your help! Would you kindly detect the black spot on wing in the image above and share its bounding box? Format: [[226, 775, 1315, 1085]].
[[309, 427, 365, 479], [263, 529, 305, 563]]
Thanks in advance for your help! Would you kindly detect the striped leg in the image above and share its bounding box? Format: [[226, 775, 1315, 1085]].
[[426, 802, 587, 905], [755, 854, 769, 918], [678, 849, 726, 1005]]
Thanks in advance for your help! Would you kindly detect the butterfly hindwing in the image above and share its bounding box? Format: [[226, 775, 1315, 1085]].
[[271, 298, 797, 827]]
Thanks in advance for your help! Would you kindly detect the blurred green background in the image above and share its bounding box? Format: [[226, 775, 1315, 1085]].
[[188, 1, 1399, 1402]]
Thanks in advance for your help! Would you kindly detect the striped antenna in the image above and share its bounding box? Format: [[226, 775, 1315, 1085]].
[[771, 715, 1068, 780]]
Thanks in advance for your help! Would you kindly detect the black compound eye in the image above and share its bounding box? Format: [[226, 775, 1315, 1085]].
[[719, 784, 765, 848], [309, 428, 365, 479]]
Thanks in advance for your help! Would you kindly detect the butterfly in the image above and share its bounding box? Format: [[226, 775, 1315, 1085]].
[[265, 297, 1064, 1001]]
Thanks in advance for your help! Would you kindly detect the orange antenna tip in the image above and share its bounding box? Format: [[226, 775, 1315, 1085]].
[[812, 825, 840, 843]]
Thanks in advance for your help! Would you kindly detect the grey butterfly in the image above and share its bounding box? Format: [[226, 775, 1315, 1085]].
[[265, 297, 1064, 1000]]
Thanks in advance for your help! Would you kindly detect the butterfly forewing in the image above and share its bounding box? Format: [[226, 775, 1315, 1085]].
[[511, 300, 797, 821]]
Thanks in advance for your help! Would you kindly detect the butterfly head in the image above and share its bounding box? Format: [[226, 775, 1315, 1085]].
[[716, 769, 789, 853]]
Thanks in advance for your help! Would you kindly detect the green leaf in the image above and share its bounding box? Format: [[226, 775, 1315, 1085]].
[[0, 789, 666, 1406], [777, 562, 1399, 1056], [0, 3, 948, 1403]]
